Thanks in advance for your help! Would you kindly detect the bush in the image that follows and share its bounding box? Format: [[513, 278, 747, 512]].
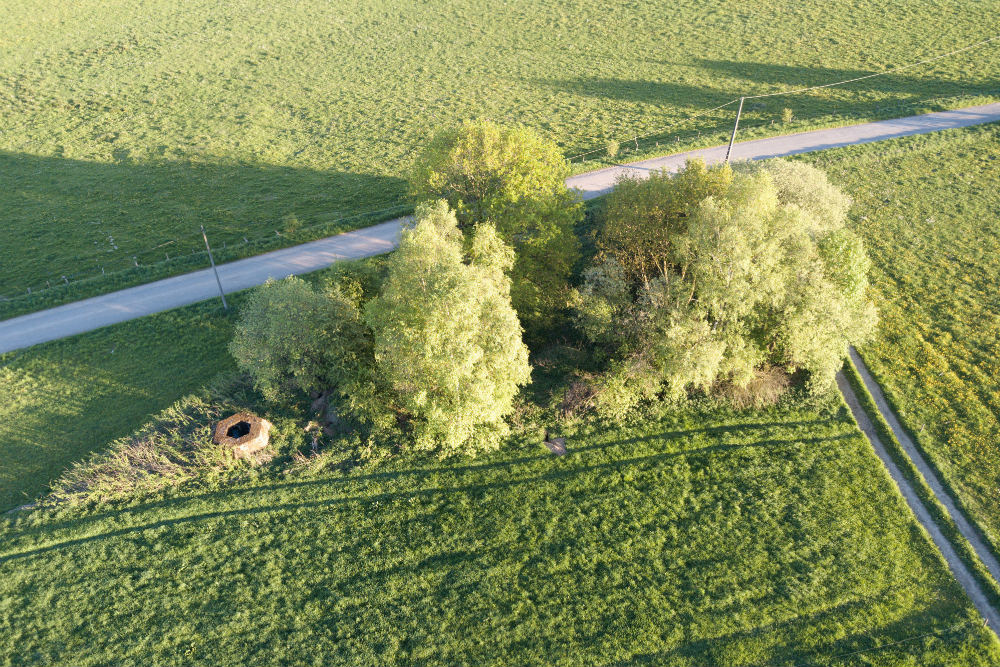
[[363, 200, 532, 453], [410, 120, 581, 336], [229, 275, 370, 403], [606, 139, 619, 158], [597, 159, 733, 286], [573, 159, 876, 417]]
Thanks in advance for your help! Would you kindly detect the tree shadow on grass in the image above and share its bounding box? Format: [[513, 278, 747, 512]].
[[607, 601, 965, 666], [537, 62, 1000, 156], [537, 77, 737, 110], [0, 152, 408, 509], [691, 58, 1000, 99], [0, 150, 408, 295], [0, 430, 855, 565]]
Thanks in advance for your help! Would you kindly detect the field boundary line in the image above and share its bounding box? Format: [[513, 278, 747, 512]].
[[847, 347, 1000, 579], [836, 369, 1000, 635]]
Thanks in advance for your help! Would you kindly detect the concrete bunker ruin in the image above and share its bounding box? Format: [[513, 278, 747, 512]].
[[213, 412, 273, 460]]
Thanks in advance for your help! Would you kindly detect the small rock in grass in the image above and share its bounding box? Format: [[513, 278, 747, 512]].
[[544, 437, 567, 455]]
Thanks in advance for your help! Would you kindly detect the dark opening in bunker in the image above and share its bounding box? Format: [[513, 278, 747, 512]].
[[227, 421, 251, 439]]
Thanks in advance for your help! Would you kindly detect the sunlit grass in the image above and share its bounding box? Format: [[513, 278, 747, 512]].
[[808, 123, 1000, 559], [0, 300, 236, 509]]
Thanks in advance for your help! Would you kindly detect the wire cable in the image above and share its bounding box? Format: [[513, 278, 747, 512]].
[[566, 98, 740, 160], [745, 34, 1000, 100]]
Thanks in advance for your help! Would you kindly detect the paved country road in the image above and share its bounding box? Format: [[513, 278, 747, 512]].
[[2, 102, 1000, 355]]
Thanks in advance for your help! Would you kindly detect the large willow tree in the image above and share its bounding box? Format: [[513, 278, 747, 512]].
[[410, 120, 581, 336], [231, 200, 531, 454], [365, 200, 531, 452]]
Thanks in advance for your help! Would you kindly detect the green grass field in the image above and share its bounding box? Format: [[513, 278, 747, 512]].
[[807, 123, 1000, 560], [3, 150, 1000, 662], [2, 0, 999, 309], [0, 300, 237, 510], [2, 393, 998, 665]]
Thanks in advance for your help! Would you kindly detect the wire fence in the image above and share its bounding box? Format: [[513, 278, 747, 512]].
[[2, 34, 999, 309], [779, 619, 984, 667], [0, 203, 411, 307]]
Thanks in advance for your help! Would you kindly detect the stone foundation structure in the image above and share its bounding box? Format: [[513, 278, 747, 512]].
[[213, 412, 272, 460]]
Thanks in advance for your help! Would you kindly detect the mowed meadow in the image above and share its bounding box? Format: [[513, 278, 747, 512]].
[[807, 124, 1000, 561], [2, 0, 1000, 305], [2, 391, 999, 666], [3, 2, 1000, 662]]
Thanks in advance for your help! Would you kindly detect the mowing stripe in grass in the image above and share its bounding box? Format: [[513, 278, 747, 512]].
[[836, 369, 1000, 635]]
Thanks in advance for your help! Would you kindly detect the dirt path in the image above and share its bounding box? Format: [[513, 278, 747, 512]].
[[847, 347, 1000, 581], [836, 369, 1000, 635]]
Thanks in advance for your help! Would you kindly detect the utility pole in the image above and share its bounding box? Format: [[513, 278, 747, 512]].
[[725, 96, 745, 164], [201, 224, 228, 310]]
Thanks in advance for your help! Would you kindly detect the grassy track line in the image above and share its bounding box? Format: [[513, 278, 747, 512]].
[[836, 369, 1000, 635], [847, 346, 1000, 580]]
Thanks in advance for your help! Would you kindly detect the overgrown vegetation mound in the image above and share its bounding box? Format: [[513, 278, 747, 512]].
[[572, 159, 877, 419], [46, 375, 254, 505]]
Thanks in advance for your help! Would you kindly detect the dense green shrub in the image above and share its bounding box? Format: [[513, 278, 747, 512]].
[[574, 159, 876, 418], [410, 120, 581, 335], [228, 275, 370, 403], [363, 200, 531, 453]]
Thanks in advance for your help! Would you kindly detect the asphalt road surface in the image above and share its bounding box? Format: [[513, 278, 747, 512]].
[[2, 102, 999, 355]]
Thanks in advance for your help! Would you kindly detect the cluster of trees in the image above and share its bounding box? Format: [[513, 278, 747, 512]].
[[573, 159, 876, 418], [230, 201, 531, 454], [231, 120, 877, 454], [232, 120, 579, 454]]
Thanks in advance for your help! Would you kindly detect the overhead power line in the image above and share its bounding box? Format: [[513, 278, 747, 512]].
[[570, 32, 1000, 162], [745, 34, 1000, 100], [567, 98, 740, 160]]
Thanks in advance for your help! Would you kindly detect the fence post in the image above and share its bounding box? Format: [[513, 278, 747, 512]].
[[201, 224, 228, 310], [725, 97, 745, 164]]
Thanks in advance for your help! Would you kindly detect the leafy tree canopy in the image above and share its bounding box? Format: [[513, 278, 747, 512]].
[[411, 119, 581, 335], [229, 276, 368, 403], [364, 200, 531, 453], [574, 159, 876, 418], [230, 201, 531, 455]]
